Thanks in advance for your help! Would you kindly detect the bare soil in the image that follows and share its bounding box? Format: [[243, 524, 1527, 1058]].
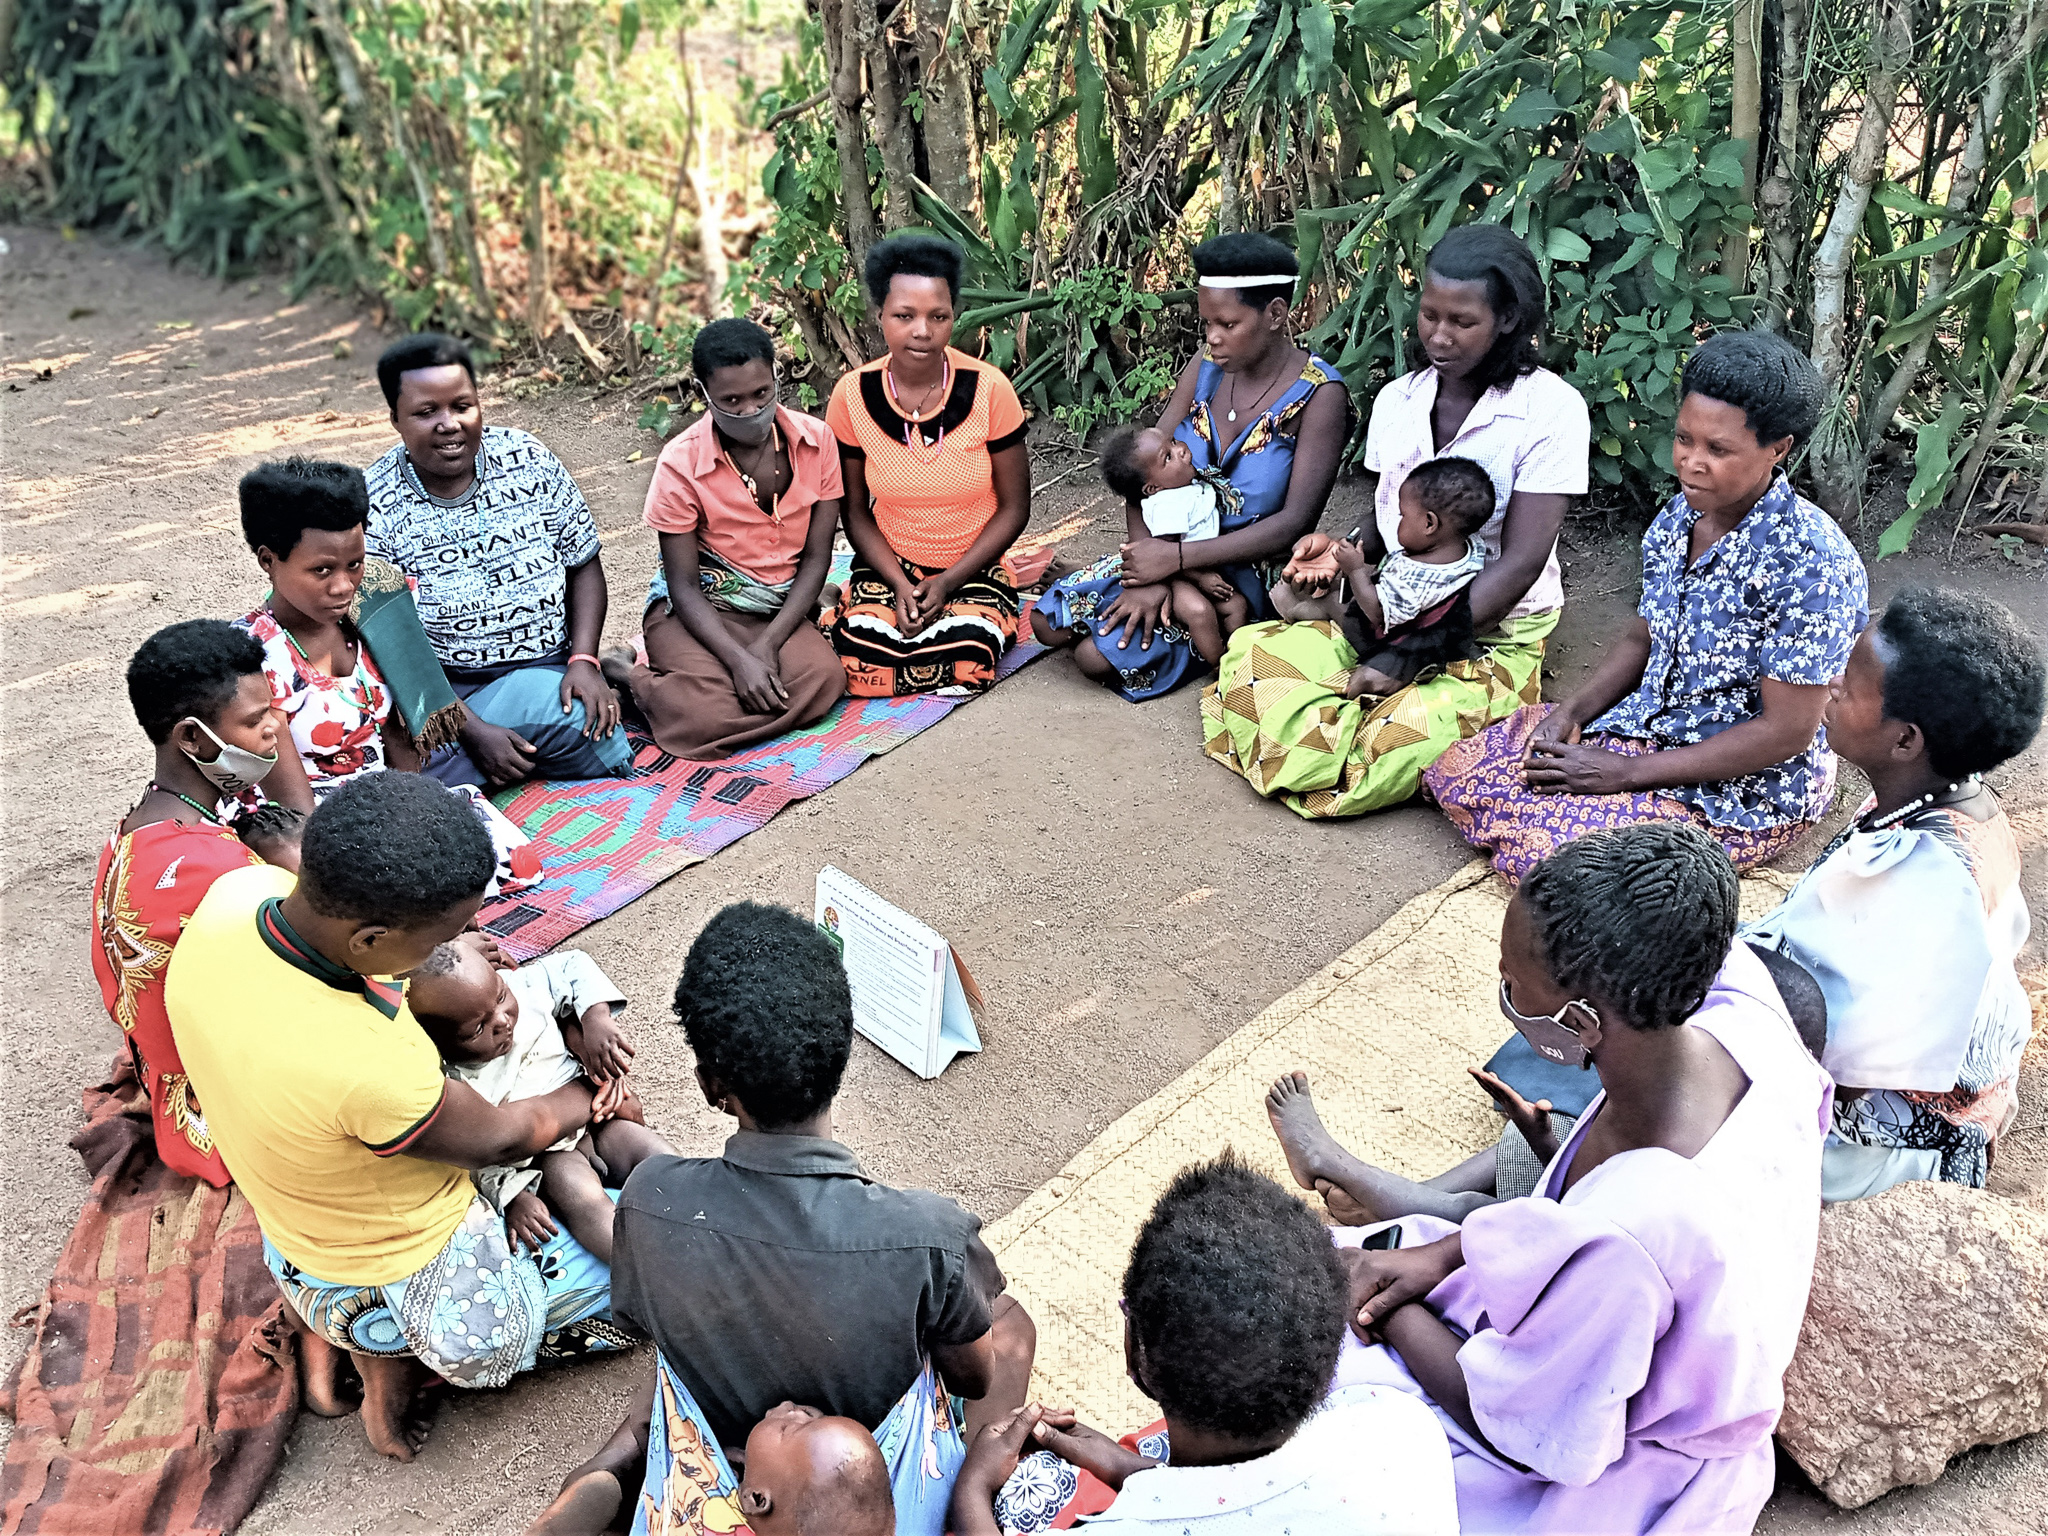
[[3, 224, 2043, 1533]]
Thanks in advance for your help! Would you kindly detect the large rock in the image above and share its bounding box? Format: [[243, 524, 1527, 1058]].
[[1777, 1179, 2048, 1508], [1983, 982, 2048, 1209]]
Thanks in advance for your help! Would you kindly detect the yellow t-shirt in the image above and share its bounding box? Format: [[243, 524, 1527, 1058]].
[[164, 864, 473, 1285]]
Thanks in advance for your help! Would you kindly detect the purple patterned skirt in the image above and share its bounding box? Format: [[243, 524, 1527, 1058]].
[[1424, 703, 1813, 883]]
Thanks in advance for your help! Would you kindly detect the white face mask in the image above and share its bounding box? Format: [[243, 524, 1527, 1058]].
[[180, 717, 279, 796]]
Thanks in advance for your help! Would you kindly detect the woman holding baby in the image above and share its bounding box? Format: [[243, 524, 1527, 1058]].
[[1031, 232, 1350, 701], [1202, 224, 1590, 815]]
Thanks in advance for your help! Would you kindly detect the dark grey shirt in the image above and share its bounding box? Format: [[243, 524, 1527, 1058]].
[[611, 1131, 1004, 1451]]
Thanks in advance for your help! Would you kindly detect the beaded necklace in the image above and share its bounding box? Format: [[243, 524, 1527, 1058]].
[[275, 614, 377, 714], [720, 420, 786, 523], [886, 356, 952, 464], [146, 782, 223, 825], [1859, 774, 1981, 833]]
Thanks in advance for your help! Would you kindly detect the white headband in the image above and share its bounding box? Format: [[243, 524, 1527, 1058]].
[[1198, 274, 1297, 289]]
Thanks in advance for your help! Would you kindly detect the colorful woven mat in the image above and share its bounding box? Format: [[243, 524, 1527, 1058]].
[[477, 637, 1046, 961]]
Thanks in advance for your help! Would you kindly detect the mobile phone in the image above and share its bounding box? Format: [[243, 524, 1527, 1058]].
[[1359, 1224, 1402, 1251]]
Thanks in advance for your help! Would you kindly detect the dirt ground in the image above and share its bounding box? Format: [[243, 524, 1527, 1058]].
[[3, 224, 2044, 1533]]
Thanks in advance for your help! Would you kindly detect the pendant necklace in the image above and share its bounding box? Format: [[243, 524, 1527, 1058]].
[[722, 421, 786, 523], [1225, 352, 1292, 424], [887, 356, 952, 465]]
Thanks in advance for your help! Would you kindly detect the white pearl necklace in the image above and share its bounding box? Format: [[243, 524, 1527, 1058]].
[[1862, 774, 1979, 832]]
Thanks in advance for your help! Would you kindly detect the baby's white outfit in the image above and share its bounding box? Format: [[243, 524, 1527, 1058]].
[[1140, 481, 1221, 542]]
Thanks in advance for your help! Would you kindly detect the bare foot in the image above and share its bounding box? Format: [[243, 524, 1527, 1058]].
[[359, 1353, 438, 1462], [1315, 1177, 1374, 1226], [597, 644, 637, 689], [1345, 664, 1404, 698], [1267, 1072, 1352, 1196], [526, 1470, 624, 1536], [298, 1328, 361, 1418]]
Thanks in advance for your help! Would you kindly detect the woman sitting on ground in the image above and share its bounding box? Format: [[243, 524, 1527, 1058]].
[[1035, 231, 1349, 701], [1325, 821, 1831, 1534], [1427, 329, 1868, 880], [1746, 587, 2045, 1201], [951, 1152, 1458, 1534], [606, 318, 847, 755], [93, 620, 281, 1186], [825, 234, 1032, 697], [1200, 223, 1586, 813]]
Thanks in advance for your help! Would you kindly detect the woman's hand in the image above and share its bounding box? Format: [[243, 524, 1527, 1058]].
[[950, 1405, 1046, 1535], [1095, 582, 1175, 653], [1283, 533, 1341, 594], [1469, 1067, 1561, 1167], [504, 1190, 559, 1254], [1523, 740, 1641, 796], [724, 643, 789, 716], [1118, 535, 1183, 587], [907, 569, 959, 633], [460, 716, 539, 786], [1526, 705, 1584, 754], [1030, 1407, 1160, 1491], [1342, 1233, 1462, 1340], [560, 658, 620, 740]]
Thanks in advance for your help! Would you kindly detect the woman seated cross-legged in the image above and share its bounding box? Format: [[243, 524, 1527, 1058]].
[[1745, 587, 2046, 1201], [1321, 821, 1832, 1535], [606, 318, 847, 757], [1427, 329, 1869, 879], [825, 234, 1033, 697], [951, 1153, 1458, 1534]]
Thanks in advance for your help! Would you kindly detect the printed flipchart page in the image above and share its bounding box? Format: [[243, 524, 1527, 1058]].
[[816, 865, 947, 1077]]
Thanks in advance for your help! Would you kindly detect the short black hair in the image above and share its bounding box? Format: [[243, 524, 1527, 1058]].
[[1123, 1152, 1347, 1441], [297, 773, 496, 928], [1192, 231, 1298, 315], [1521, 821, 1739, 1031], [864, 233, 965, 309], [409, 941, 466, 982], [1681, 330, 1824, 449], [377, 332, 478, 411], [692, 318, 776, 386], [1402, 456, 1496, 538], [239, 456, 369, 557], [1746, 942, 1828, 1061], [1099, 426, 1149, 503], [675, 902, 854, 1129], [236, 801, 306, 853], [1424, 223, 1546, 391], [1875, 586, 2047, 780], [126, 619, 269, 745]]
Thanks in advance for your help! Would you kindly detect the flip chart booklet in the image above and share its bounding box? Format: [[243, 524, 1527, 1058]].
[[815, 865, 983, 1079]]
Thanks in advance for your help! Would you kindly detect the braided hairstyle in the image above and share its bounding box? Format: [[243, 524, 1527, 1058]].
[[1521, 822, 1739, 1031]]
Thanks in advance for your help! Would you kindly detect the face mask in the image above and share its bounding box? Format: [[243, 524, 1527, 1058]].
[[180, 717, 279, 796], [708, 394, 778, 446], [1498, 977, 1597, 1069]]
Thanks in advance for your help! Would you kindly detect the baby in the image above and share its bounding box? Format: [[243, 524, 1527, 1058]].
[[1099, 424, 1250, 665], [236, 802, 307, 871], [406, 940, 671, 1264], [1276, 456, 1495, 697]]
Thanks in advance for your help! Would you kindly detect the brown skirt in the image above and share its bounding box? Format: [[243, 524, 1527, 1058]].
[[627, 603, 846, 760]]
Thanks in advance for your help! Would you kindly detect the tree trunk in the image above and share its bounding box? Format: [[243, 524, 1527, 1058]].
[[523, 0, 552, 337], [1757, 0, 1809, 333], [821, 0, 882, 278], [911, 1, 979, 217], [1807, 0, 1909, 512], [266, 2, 360, 280], [1854, 0, 2044, 480], [1722, 0, 1762, 287], [862, 1, 919, 228], [684, 52, 730, 320]]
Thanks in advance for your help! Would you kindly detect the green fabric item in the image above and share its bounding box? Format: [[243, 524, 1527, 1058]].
[[1199, 610, 1559, 819], [349, 557, 464, 755], [698, 545, 796, 616]]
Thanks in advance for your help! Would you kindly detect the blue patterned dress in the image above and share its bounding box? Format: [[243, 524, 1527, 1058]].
[[1035, 354, 1344, 701]]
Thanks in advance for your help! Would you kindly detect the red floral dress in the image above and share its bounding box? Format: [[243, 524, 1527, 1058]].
[[237, 607, 393, 793], [91, 818, 261, 1185]]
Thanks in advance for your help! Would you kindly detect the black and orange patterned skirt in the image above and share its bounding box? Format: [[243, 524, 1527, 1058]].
[[828, 554, 1019, 698]]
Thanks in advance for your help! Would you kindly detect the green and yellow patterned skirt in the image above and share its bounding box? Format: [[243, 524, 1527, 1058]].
[[1198, 611, 1558, 819]]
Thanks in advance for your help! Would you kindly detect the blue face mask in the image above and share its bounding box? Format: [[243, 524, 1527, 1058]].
[[180, 717, 278, 796]]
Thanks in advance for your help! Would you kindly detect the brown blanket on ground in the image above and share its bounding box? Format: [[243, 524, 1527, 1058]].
[[0, 1054, 298, 1535]]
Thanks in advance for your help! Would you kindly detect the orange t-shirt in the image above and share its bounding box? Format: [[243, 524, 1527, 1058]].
[[825, 349, 1028, 569]]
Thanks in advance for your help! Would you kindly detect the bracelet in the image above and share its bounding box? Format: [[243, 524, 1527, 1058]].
[[568, 652, 602, 668]]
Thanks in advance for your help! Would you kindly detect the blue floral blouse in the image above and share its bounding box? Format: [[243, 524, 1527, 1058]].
[[1591, 475, 1868, 829]]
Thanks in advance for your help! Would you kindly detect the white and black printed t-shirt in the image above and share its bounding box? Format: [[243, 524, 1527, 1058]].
[[364, 426, 601, 672]]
